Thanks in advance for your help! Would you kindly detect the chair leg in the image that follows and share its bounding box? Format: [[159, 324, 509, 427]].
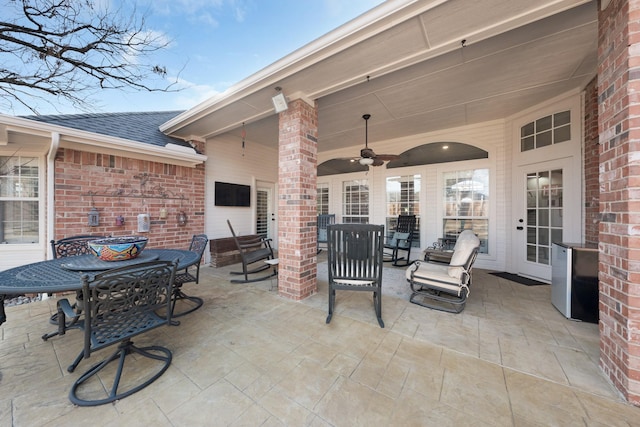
[[409, 285, 468, 313], [170, 287, 204, 318], [326, 287, 335, 324], [69, 340, 172, 406], [43, 299, 83, 341], [373, 291, 384, 328]]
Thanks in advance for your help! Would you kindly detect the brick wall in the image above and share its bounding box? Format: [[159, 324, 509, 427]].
[[597, 0, 640, 405], [584, 76, 600, 245], [53, 148, 205, 250], [277, 99, 318, 300]]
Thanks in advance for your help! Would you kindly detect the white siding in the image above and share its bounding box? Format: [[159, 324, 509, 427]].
[[204, 135, 278, 245]]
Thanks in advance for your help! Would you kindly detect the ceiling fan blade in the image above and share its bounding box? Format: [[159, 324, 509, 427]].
[[372, 158, 385, 166], [375, 154, 400, 161]]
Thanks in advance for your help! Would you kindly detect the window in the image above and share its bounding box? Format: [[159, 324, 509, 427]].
[[0, 156, 39, 244], [342, 179, 368, 223], [443, 169, 488, 253], [386, 175, 420, 247], [521, 110, 570, 152], [317, 183, 329, 215]]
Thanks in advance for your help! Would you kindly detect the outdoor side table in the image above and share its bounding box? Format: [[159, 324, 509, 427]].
[[264, 258, 279, 291], [422, 248, 454, 264]]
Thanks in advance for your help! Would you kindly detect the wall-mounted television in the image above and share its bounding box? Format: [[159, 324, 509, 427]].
[[215, 181, 251, 207]]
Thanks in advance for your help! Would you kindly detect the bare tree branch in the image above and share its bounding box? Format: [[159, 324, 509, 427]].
[[0, 0, 182, 114]]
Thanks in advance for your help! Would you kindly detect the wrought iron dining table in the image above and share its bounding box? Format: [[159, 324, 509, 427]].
[[0, 249, 200, 325]]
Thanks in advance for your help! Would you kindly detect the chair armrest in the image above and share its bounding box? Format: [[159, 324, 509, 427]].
[[58, 298, 79, 320], [237, 237, 265, 250], [55, 298, 80, 337]]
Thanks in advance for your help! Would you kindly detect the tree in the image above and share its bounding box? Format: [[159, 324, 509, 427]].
[[0, 0, 179, 114]]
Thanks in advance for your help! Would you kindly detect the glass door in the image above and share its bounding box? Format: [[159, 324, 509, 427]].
[[515, 160, 573, 281]]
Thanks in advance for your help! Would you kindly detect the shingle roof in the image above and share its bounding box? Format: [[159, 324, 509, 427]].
[[21, 110, 189, 148]]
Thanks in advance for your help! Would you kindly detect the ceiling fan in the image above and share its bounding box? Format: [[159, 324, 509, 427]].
[[352, 114, 399, 166]]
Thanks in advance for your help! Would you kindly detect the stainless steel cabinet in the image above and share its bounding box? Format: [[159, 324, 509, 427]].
[[551, 242, 599, 323]]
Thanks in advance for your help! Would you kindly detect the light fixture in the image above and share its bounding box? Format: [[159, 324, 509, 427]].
[[271, 87, 288, 113], [88, 207, 100, 227], [177, 211, 188, 226], [137, 213, 150, 232], [359, 157, 374, 166]]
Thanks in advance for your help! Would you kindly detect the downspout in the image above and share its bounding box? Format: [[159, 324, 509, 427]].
[[46, 132, 59, 260]]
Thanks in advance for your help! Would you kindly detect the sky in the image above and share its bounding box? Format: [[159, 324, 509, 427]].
[[6, 0, 385, 116]]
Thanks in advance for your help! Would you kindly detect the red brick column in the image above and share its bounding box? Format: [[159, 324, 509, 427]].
[[598, 0, 640, 405], [584, 76, 600, 245], [277, 99, 318, 300]]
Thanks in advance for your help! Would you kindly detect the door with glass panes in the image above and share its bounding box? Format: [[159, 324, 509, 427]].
[[515, 159, 576, 281]]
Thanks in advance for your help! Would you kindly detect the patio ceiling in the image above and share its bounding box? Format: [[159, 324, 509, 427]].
[[160, 0, 597, 158]]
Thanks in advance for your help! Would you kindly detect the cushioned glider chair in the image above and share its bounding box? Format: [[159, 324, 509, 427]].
[[384, 214, 416, 266], [326, 223, 385, 328], [227, 220, 276, 283], [406, 230, 480, 313]]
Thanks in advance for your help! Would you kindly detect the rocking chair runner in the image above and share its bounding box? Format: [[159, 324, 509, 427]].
[[58, 260, 177, 406], [227, 220, 276, 283], [326, 223, 385, 328], [384, 215, 416, 266], [406, 230, 480, 313]]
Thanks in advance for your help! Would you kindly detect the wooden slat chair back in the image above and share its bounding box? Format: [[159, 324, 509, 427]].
[[317, 214, 336, 253], [326, 223, 385, 328], [383, 215, 416, 266]]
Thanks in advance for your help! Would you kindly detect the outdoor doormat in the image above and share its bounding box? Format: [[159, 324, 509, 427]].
[[489, 272, 548, 286]]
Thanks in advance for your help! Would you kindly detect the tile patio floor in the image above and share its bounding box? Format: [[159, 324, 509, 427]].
[[1, 259, 639, 426]]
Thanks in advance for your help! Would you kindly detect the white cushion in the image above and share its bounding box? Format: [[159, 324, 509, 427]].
[[406, 262, 465, 296], [447, 231, 480, 279], [334, 279, 376, 286]]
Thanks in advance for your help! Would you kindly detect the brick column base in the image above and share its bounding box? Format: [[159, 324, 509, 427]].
[[277, 99, 318, 300]]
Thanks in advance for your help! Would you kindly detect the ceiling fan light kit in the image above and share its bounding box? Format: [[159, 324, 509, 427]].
[[359, 157, 375, 165], [354, 114, 400, 167]]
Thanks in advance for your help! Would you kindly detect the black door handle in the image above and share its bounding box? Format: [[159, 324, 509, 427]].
[[516, 226, 524, 230]]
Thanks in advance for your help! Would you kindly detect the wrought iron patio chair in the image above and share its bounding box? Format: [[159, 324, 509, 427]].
[[406, 229, 480, 313], [51, 235, 107, 259], [58, 260, 177, 406], [317, 214, 335, 253], [167, 234, 209, 318], [42, 234, 108, 341], [227, 219, 276, 283], [326, 223, 385, 328], [383, 214, 416, 266]]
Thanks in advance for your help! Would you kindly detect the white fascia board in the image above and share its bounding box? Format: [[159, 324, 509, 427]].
[[0, 114, 207, 167]]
